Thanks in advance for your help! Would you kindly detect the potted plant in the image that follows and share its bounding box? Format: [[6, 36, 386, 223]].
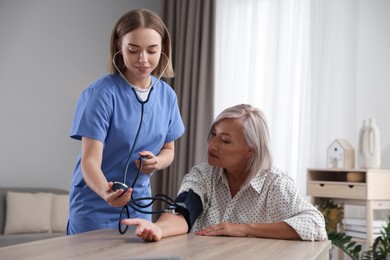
[[328, 214, 390, 260], [316, 198, 343, 231]]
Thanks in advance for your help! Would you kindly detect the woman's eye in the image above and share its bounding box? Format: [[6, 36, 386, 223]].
[[207, 131, 216, 142], [128, 49, 157, 55], [221, 138, 230, 144]]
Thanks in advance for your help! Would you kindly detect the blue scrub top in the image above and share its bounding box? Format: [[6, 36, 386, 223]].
[[67, 74, 185, 234]]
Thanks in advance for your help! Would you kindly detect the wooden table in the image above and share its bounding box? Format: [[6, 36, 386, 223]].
[[0, 229, 331, 260]]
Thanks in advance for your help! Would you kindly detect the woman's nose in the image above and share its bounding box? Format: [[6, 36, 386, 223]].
[[139, 51, 147, 63], [208, 137, 217, 150]]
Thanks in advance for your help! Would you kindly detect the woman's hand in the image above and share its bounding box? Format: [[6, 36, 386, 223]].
[[104, 182, 132, 207], [121, 218, 162, 241], [195, 222, 247, 237], [135, 152, 159, 174], [136, 141, 175, 174]]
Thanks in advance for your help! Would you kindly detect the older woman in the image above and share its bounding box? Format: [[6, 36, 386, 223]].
[[122, 104, 327, 241]]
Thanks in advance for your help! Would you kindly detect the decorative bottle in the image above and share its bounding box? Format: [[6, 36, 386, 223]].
[[359, 118, 381, 169], [357, 119, 368, 168]]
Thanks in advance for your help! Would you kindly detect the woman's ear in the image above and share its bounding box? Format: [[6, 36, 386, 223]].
[[246, 148, 256, 158]]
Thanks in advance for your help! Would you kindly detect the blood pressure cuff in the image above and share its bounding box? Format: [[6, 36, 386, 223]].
[[174, 189, 203, 232]]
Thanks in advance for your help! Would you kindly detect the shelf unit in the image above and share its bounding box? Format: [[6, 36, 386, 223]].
[[307, 168, 390, 246]]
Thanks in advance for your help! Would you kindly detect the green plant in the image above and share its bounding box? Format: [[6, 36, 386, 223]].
[[328, 230, 362, 260], [328, 214, 390, 260], [316, 198, 343, 231]]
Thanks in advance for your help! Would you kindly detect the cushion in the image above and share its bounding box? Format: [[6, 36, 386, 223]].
[[4, 192, 53, 235], [51, 194, 69, 232]]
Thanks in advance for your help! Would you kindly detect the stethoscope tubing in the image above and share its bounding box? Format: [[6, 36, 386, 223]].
[[112, 52, 178, 234], [118, 157, 178, 234]]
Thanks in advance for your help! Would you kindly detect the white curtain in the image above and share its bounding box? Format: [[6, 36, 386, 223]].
[[214, 0, 358, 194]]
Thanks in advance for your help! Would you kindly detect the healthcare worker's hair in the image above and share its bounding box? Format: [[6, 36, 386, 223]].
[[208, 104, 273, 186], [108, 9, 174, 78]]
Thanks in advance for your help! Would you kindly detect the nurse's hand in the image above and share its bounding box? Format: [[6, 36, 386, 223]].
[[136, 152, 159, 174], [121, 218, 162, 241], [105, 182, 132, 207]]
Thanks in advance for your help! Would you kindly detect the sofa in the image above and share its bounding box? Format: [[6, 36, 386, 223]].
[[0, 187, 69, 247]]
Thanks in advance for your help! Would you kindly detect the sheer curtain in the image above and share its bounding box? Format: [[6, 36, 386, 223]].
[[215, 0, 312, 192], [215, 0, 359, 194]]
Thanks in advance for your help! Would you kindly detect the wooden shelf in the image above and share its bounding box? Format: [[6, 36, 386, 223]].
[[307, 168, 390, 247]]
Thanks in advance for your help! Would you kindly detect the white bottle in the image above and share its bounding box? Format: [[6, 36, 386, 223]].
[[363, 118, 381, 169], [357, 119, 368, 169]]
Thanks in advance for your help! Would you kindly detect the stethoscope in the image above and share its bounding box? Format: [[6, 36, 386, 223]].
[[112, 51, 180, 234]]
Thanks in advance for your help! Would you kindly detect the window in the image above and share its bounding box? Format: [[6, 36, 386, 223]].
[[214, 0, 312, 192]]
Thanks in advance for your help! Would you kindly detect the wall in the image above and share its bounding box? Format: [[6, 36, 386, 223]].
[[356, 0, 390, 169], [0, 0, 162, 190], [311, 0, 390, 170]]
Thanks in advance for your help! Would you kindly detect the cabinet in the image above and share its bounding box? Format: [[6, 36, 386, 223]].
[[307, 168, 390, 246]]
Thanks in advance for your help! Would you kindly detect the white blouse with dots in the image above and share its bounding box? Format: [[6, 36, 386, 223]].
[[178, 163, 328, 241]]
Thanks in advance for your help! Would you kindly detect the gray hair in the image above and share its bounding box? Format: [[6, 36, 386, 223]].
[[209, 104, 273, 185]]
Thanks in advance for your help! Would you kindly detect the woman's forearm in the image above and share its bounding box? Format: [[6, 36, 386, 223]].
[[81, 156, 109, 199], [81, 137, 108, 199], [156, 213, 189, 238], [155, 141, 175, 170], [245, 222, 300, 240]]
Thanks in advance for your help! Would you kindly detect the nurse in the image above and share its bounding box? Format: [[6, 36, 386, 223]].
[[67, 9, 185, 235]]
